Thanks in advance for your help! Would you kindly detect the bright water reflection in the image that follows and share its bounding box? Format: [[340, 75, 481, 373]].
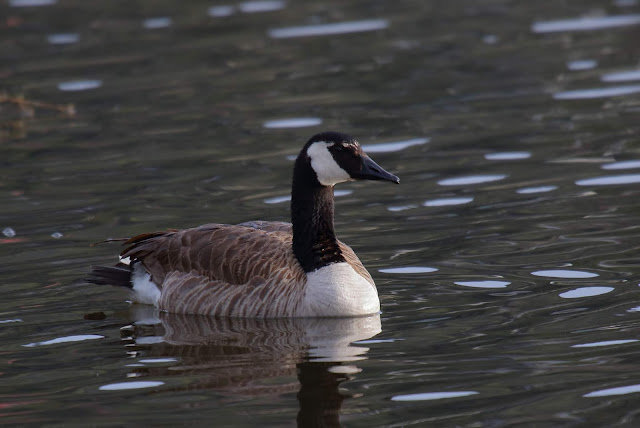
[[269, 19, 389, 38], [567, 59, 598, 70], [112, 308, 381, 423], [531, 14, 640, 32]]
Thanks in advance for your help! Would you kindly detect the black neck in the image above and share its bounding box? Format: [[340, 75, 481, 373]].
[[291, 159, 346, 273]]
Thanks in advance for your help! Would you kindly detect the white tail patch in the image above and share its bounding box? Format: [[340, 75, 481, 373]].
[[307, 141, 351, 186], [131, 264, 161, 306]]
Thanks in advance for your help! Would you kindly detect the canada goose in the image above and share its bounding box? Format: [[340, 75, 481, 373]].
[[89, 131, 399, 317]]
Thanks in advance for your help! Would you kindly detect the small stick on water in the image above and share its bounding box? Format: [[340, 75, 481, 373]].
[[0, 93, 75, 116]]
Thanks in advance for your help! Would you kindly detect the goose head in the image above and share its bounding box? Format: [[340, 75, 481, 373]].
[[300, 131, 400, 187]]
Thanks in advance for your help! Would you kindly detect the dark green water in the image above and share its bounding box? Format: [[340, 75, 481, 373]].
[[2, 0, 640, 426]]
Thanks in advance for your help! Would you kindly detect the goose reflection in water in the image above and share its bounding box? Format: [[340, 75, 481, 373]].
[[116, 307, 381, 427]]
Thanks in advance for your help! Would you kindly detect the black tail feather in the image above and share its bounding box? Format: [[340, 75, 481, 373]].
[[86, 264, 133, 288]]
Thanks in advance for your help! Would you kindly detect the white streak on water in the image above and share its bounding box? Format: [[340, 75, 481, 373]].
[[485, 152, 531, 160], [391, 391, 479, 401], [572, 339, 638, 348], [567, 60, 597, 70], [138, 358, 178, 363], [239, 1, 285, 13], [47, 33, 80, 45], [143, 17, 173, 29], [23, 334, 104, 347], [554, 85, 640, 99], [58, 80, 102, 91], [379, 267, 438, 274], [602, 69, 640, 82], [559, 287, 614, 298], [532, 15, 640, 33], [99, 381, 164, 391], [10, 0, 56, 6], [208, 6, 235, 17], [387, 204, 417, 212], [455, 281, 510, 288], [355, 338, 404, 344], [263, 118, 322, 128], [602, 160, 640, 170], [135, 336, 165, 345], [362, 137, 429, 153], [531, 269, 598, 278], [438, 175, 507, 186], [576, 174, 640, 186], [423, 197, 474, 207], [584, 383, 640, 397], [269, 19, 389, 39], [516, 185, 557, 194]]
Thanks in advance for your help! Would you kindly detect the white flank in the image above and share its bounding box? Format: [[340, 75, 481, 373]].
[[304, 263, 380, 316], [131, 264, 161, 306], [307, 142, 351, 186]]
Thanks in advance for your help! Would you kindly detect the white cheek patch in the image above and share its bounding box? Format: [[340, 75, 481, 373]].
[[307, 142, 352, 186]]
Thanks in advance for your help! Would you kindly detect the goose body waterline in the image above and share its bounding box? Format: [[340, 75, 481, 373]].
[[89, 132, 399, 317]]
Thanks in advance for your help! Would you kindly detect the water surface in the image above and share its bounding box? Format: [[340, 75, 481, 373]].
[[2, 0, 640, 426]]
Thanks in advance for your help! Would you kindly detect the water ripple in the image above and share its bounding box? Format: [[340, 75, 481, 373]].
[[438, 175, 507, 186], [391, 391, 479, 401], [208, 5, 235, 17], [532, 14, 640, 33], [23, 334, 104, 347], [9, 0, 56, 6], [239, 1, 285, 13], [572, 339, 638, 348], [362, 137, 429, 153], [584, 383, 640, 397], [531, 270, 598, 278], [47, 33, 80, 45], [516, 185, 557, 194], [455, 281, 510, 288], [602, 160, 640, 170], [601, 69, 640, 82], [567, 60, 597, 70], [576, 174, 640, 186], [554, 85, 640, 100], [423, 197, 474, 207], [559, 287, 614, 298], [379, 267, 438, 274], [58, 80, 102, 92], [263, 117, 322, 128], [143, 17, 173, 29], [484, 152, 531, 160], [138, 358, 179, 363], [269, 19, 389, 39], [99, 381, 164, 391]]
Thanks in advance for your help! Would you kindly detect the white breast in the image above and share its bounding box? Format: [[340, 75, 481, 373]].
[[302, 262, 380, 317]]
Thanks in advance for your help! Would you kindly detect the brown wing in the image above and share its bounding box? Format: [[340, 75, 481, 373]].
[[157, 270, 306, 317], [121, 223, 303, 287], [338, 242, 374, 285], [239, 221, 374, 284]]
